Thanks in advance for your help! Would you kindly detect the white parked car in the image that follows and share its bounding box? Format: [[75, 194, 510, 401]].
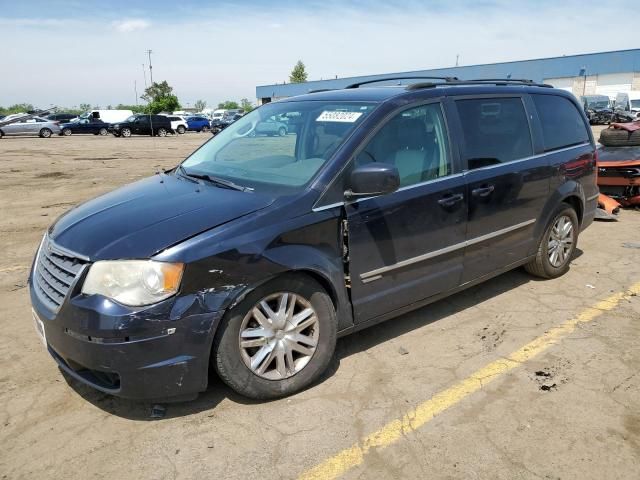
[[166, 115, 188, 134]]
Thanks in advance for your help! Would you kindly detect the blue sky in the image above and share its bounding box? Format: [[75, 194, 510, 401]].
[[1, 0, 636, 108]]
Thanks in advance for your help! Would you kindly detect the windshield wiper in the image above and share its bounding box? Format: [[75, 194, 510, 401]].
[[177, 165, 252, 192]]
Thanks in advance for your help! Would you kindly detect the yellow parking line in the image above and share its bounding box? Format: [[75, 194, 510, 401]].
[[299, 281, 640, 480]]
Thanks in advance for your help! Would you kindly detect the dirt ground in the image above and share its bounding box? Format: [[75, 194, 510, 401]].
[[1, 132, 639, 480]]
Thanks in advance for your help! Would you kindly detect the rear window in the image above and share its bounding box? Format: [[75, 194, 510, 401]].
[[533, 95, 590, 152], [456, 97, 533, 169]]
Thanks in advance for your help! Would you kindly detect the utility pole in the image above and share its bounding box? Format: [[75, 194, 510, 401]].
[[142, 63, 147, 89], [147, 49, 153, 85], [134, 80, 138, 105], [455, 54, 459, 67]]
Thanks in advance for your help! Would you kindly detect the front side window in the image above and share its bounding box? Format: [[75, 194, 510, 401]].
[[355, 103, 451, 187], [181, 101, 376, 194], [456, 97, 533, 169], [533, 94, 590, 152]]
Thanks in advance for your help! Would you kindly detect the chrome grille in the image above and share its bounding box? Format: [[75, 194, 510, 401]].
[[33, 236, 87, 311]]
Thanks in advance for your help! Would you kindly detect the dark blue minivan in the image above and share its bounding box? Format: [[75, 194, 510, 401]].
[[29, 79, 598, 400]]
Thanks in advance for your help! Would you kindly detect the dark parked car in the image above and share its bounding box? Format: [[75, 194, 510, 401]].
[[211, 113, 243, 135], [60, 118, 110, 136], [29, 79, 597, 402], [185, 116, 211, 132], [46, 113, 78, 124], [108, 114, 173, 137]]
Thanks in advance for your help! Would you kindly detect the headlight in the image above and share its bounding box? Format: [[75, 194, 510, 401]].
[[82, 260, 184, 306]]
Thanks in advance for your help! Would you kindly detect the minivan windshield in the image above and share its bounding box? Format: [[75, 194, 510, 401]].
[[180, 100, 376, 194]]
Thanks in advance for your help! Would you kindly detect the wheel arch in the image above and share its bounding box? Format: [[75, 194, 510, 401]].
[[532, 181, 585, 250]]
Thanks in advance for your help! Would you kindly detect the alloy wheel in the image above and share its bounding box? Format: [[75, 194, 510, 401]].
[[238, 292, 319, 380], [548, 215, 574, 267]]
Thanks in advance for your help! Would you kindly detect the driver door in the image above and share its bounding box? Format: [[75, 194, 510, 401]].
[[345, 102, 467, 323]]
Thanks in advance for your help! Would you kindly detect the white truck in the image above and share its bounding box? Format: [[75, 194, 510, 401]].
[[79, 110, 134, 123]]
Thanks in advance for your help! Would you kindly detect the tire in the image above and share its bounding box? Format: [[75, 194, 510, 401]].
[[121, 128, 131, 137], [98, 127, 108, 136], [157, 128, 167, 137], [0, 130, 5, 139], [599, 127, 640, 147], [524, 203, 579, 279], [278, 126, 286, 137], [62, 128, 72, 136], [39, 128, 52, 138], [213, 274, 337, 400], [201, 126, 211, 133], [177, 125, 186, 135]]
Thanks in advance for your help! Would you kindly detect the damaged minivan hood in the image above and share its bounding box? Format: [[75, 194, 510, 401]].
[[49, 173, 275, 259]]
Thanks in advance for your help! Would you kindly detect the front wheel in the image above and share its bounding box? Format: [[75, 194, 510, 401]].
[[157, 127, 167, 137], [524, 203, 579, 279], [98, 127, 108, 136], [201, 126, 211, 133], [278, 126, 286, 137], [213, 274, 337, 399], [177, 125, 186, 134], [62, 128, 72, 136], [120, 128, 131, 137], [39, 128, 52, 138]]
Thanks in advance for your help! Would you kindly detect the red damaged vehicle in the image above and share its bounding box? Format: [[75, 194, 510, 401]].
[[597, 123, 640, 217]]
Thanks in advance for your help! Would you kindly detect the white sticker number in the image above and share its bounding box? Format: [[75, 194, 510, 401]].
[[316, 111, 363, 123]]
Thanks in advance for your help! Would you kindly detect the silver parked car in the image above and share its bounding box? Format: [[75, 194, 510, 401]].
[[0, 115, 62, 138]]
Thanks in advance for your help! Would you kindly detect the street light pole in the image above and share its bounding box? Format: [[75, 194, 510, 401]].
[[147, 49, 153, 85]]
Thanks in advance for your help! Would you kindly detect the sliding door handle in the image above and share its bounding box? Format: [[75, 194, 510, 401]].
[[471, 184, 495, 197]]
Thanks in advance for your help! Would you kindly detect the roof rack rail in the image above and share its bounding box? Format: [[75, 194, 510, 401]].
[[406, 79, 554, 90], [345, 76, 458, 89], [308, 88, 335, 94]]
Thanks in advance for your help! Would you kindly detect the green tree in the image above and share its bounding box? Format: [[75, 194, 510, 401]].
[[217, 100, 240, 110], [79, 103, 92, 112], [141, 81, 181, 114], [116, 104, 146, 114], [289, 60, 308, 83], [240, 98, 255, 112], [0, 103, 35, 115], [194, 99, 207, 112]]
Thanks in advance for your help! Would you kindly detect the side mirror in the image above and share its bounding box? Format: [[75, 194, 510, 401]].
[[345, 163, 400, 199]]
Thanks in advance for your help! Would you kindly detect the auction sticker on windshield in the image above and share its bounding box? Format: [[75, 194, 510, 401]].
[[316, 111, 363, 122], [32, 309, 46, 347]]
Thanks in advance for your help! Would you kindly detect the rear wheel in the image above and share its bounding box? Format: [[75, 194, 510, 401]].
[[201, 125, 211, 133], [157, 127, 167, 137], [524, 203, 579, 279], [213, 274, 337, 399], [0, 130, 3, 139], [120, 128, 131, 137], [39, 128, 52, 138], [98, 127, 108, 136], [62, 128, 72, 136], [278, 126, 286, 136], [177, 125, 186, 134]]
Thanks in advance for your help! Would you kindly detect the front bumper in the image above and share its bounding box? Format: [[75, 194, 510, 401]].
[[29, 281, 225, 400]]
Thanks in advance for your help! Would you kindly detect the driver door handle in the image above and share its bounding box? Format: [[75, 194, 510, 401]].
[[438, 193, 464, 208], [471, 184, 495, 197]]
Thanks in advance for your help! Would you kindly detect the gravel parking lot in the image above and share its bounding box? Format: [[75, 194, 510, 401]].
[[1, 132, 639, 479]]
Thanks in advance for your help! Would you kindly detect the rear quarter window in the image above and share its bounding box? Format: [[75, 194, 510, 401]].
[[533, 94, 590, 152]]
